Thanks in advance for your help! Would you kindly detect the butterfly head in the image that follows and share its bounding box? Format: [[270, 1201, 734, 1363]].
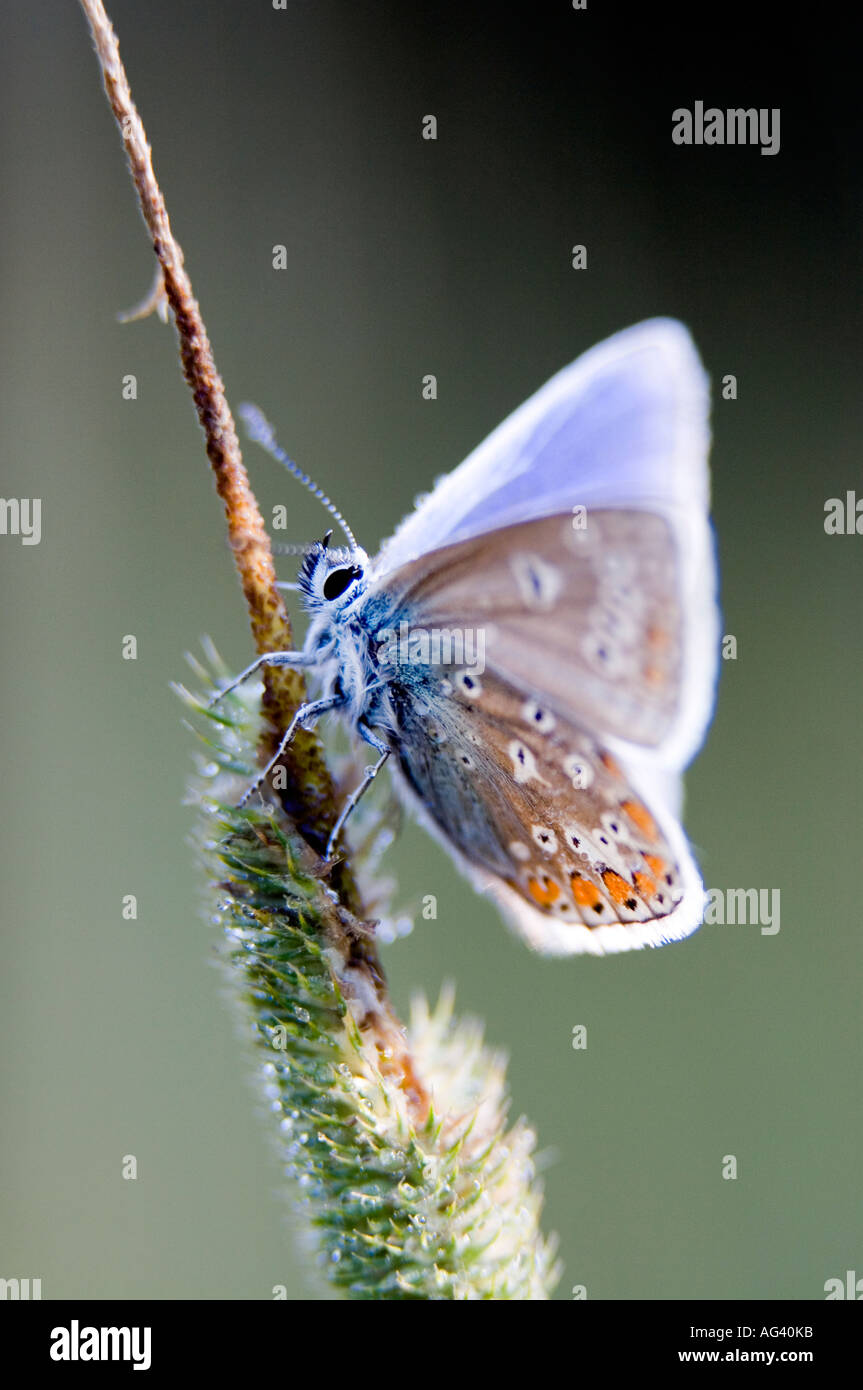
[[297, 530, 369, 614]]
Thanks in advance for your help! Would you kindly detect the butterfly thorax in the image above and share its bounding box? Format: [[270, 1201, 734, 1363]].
[[297, 541, 404, 736]]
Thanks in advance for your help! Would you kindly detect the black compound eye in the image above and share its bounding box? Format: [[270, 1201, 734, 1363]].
[[322, 565, 361, 600]]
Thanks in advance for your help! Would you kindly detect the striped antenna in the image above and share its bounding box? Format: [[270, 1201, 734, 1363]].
[[238, 402, 358, 550]]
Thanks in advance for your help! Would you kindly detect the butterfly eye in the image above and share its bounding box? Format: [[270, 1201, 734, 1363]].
[[322, 565, 362, 600]]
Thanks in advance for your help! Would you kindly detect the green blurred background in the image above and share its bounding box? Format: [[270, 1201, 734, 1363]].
[[1, 1, 860, 1300]]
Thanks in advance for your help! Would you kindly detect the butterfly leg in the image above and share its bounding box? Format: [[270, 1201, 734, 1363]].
[[208, 647, 323, 710], [238, 694, 343, 807], [325, 723, 391, 860]]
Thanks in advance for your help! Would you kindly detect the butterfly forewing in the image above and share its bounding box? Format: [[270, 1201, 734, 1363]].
[[378, 510, 684, 751]]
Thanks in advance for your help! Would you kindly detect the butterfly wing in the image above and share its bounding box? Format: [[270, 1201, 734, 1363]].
[[377, 510, 685, 755], [374, 318, 717, 772], [360, 320, 717, 952], [386, 664, 704, 956]]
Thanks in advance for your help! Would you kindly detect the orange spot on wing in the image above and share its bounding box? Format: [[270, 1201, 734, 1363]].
[[643, 664, 664, 686], [528, 876, 560, 908], [570, 874, 602, 910], [622, 799, 658, 842], [599, 751, 622, 777], [634, 871, 657, 898], [601, 869, 631, 905], [646, 625, 671, 651], [643, 854, 667, 879]]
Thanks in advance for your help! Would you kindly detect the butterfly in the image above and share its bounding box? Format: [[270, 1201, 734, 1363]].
[[214, 319, 719, 956]]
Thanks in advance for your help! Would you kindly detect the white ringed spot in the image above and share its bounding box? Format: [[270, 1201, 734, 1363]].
[[456, 671, 482, 699], [563, 753, 594, 789], [531, 825, 558, 856], [510, 552, 563, 609], [507, 740, 544, 784], [522, 699, 556, 733]]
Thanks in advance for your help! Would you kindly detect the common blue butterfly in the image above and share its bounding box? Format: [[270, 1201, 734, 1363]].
[[212, 319, 719, 956]]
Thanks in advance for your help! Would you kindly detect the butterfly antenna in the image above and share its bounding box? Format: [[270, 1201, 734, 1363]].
[[238, 402, 358, 551]]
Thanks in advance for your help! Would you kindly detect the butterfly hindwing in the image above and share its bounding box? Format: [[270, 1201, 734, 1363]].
[[387, 663, 704, 956]]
